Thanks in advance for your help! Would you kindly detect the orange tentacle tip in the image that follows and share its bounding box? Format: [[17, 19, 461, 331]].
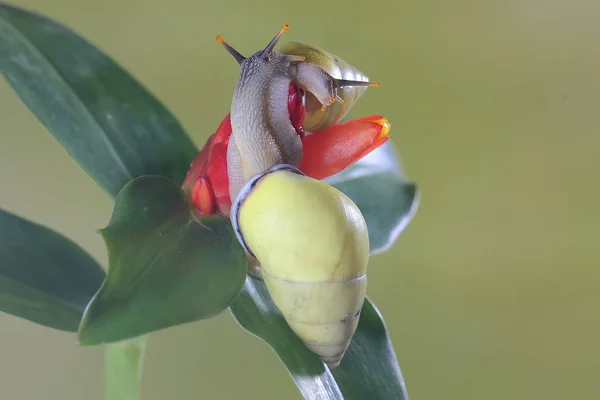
[[216, 34, 225, 44]]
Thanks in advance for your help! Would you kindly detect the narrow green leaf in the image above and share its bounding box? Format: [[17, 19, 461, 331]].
[[0, 3, 197, 197], [0, 209, 105, 331], [78, 176, 247, 345], [326, 141, 420, 254], [331, 301, 409, 399], [230, 278, 408, 400], [105, 336, 147, 400], [230, 276, 344, 399], [230, 143, 416, 399]]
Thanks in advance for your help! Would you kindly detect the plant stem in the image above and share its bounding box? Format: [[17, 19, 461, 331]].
[[105, 336, 147, 400]]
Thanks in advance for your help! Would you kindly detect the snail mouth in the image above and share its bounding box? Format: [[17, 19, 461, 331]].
[[288, 83, 306, 137]]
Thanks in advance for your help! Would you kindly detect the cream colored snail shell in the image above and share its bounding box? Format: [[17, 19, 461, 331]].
[[231, 164, 370, 368]]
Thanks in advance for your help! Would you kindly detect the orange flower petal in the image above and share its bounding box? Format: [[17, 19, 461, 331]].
[[300, 116, 391, 180]]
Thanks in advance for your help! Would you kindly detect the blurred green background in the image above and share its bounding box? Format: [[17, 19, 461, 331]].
[[1, 0, 598, 399]]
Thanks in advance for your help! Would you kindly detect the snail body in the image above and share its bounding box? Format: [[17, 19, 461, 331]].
[[231, 165, 369, 368]]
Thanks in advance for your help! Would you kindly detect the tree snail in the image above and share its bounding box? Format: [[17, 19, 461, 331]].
[[218, 25, 377, 367], [230, 164, 369, 369]]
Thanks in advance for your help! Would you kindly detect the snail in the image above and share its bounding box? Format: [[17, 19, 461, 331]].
[[217, 24, 379, 202], [230, 164, 369, 369], [218, 26, 377, 368]]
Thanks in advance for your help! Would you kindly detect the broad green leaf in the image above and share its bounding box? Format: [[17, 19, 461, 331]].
[[229, 143, 416, 399], [230, 277, 408, 400], [325, 141, 420, 254], [0, 209, 105, 331], [78, 176, 247, 345], [105, 336, 147, 400], [0, 3, 197, 198]]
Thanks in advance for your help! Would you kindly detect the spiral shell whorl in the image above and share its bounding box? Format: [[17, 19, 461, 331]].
[[235, 168, 369, 368]]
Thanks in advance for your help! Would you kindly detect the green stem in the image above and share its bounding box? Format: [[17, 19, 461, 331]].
[[105, 336, 148, 400]]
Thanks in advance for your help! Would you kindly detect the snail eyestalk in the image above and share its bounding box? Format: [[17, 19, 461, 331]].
[[216, 34, 246, 64], [262, 24, 290, 55], [328, 79, 379, 105], [336, 79, 380, 88]]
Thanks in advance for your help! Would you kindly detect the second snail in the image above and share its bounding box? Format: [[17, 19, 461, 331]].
[[183, 25, 389, 368]]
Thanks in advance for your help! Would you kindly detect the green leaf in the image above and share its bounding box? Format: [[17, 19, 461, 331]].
[[78, 176, 247, 345], [325, 141, 420, 254], [229, 143, 416, 399], [0, 209, 105, 331], [105, 336, 147, 400], [230, 276, 343, 398], [230, 277, 408, 400], [331, 300, 409, 399], [0, 3, 197, 197]]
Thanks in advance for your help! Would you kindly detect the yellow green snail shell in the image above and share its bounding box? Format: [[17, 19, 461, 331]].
[[231, 164, 370, 368], [278, 41, 371, 133]]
